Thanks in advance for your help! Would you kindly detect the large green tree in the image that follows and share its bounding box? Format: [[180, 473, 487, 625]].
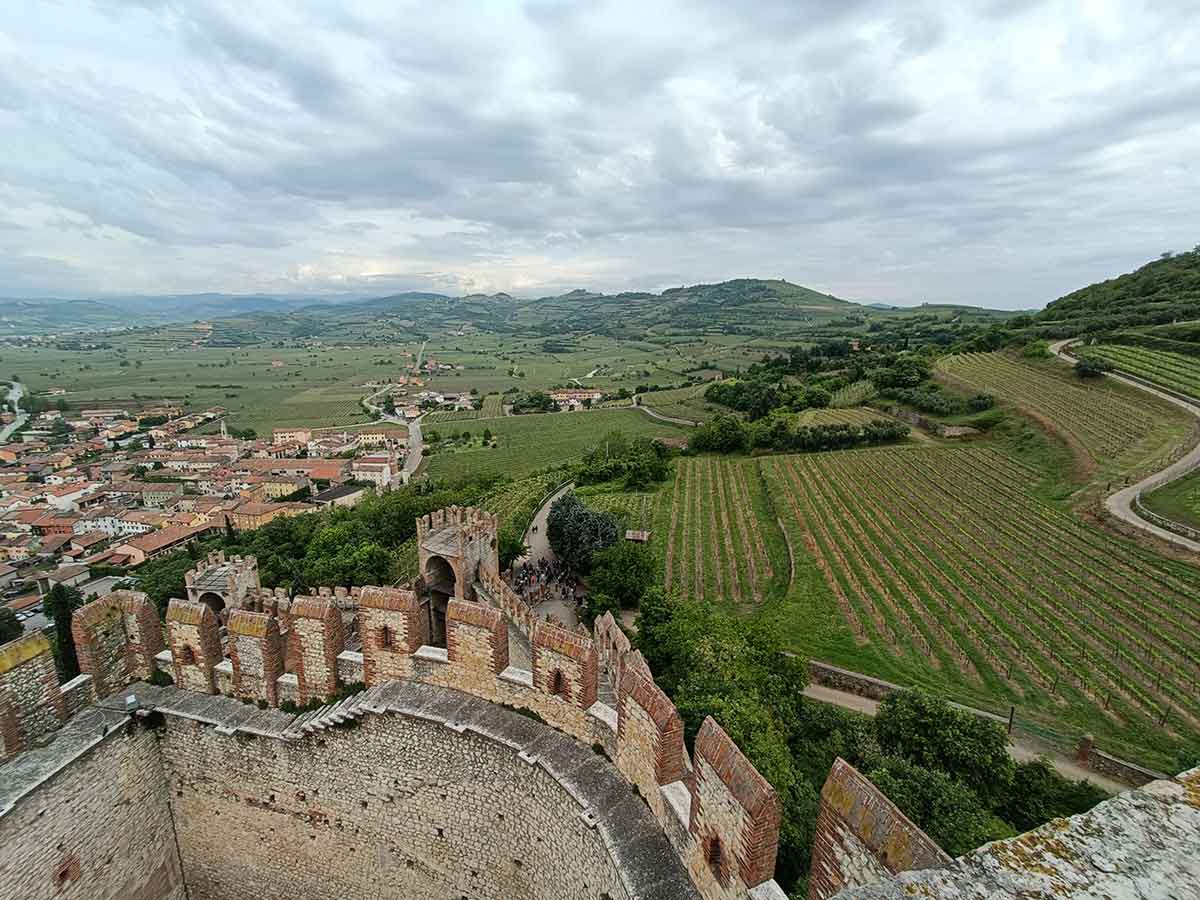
[[546, 492, 619, 573], [588, 541, 656, 609], [45, 583, 85, 680], [0, 607, 23, 644]]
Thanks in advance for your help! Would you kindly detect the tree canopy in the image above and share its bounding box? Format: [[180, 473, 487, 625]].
[[546, 492, 619, 573]]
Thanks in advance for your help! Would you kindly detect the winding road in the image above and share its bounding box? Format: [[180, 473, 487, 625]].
[[0, 382, 27, 442], [1049, 339, 1200, 553]]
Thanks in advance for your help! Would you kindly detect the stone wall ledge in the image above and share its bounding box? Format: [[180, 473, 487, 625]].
[[588, 699, 618, 731], [662, 779, 692, 831], [104, 679, 705, 899], [413, 645, 449, 663], [500, 664, 534, 687], [0, 705, 131, 818]]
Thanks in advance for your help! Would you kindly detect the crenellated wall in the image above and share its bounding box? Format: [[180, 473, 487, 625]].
[[4, 504, 787, 900], [5, 504, 1199, 900]]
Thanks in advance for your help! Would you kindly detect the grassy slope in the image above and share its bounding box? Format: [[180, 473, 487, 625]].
[[423, 408, 689, 480], [1143, 469, 1200, 532]]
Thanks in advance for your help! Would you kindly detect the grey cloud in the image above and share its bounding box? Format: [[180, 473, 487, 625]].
[[0, 0, 1197, 307]]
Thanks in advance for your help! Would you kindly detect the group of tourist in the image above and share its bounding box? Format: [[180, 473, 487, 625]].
[[511, 556, 579, 613]]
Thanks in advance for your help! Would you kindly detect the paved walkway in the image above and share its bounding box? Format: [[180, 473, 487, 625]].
[[801, 682, 1131, 793], [514, 482, 577, 626], [1049, 339, 1200, 553]]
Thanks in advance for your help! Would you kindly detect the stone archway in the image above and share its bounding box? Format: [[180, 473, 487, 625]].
[[424, 555, 456, 646], [197, 591, 226, 618]]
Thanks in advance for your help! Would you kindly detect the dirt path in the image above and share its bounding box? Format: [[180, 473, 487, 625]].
[[631, 394, 700, 427], [801, 682, 1131, 793], [1050, 339, 1200, 553]]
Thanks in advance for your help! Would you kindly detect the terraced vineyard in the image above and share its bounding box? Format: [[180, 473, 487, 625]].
[[664, 457, 776, 605], [794, 407, 891, 427], [830, 380, 877, 408], [937, 352, 1156, 463], [422, 393, 505, 423], [1085, 345, 1200, 400], [762, 445, 1200, 754]]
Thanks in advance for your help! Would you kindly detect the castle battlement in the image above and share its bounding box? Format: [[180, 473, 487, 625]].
[[1, 495, 1197, 900], [0, 506, 789, 899]]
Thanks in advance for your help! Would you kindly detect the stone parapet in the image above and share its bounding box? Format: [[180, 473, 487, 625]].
[[72, 590, 163, 699], [0, 633, 66, 760], [808, 759, 949, 900], [165, 600, 223, 694]]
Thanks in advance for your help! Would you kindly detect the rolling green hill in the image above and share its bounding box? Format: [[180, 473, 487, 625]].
[[1036, 248, 1200, 334]]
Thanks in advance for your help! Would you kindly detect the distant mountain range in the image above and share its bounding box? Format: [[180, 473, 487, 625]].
[[0, 278, 1017, 338]]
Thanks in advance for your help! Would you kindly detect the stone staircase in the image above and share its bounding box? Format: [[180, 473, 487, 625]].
[[281, 684, 387, 739]]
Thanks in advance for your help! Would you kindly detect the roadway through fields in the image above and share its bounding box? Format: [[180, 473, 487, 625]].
[[1050, 339, 1200, 553], [0, 382, 27, 442]]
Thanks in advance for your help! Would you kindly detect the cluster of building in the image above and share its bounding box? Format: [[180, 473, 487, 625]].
[[548, 387, 605, 410], [0, 396, 410, 632]]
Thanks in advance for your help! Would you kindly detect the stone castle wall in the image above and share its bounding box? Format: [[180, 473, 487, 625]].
[[0, 633, 65, 759], [0, 711, 185, 900], [1, 505, 787, 900], [159, 706, 636, 900]]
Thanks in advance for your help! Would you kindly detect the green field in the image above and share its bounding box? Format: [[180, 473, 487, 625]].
[[1085, 344, 1200, 400], [423, 409, 690, 480], [2, 344, 385, 435], [638, 383, 719, 423]]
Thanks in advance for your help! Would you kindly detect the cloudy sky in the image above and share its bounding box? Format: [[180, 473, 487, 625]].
[[1, 0, 1197, 308]]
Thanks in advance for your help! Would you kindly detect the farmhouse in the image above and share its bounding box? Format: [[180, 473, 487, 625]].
[[549, 388, 604, 409]]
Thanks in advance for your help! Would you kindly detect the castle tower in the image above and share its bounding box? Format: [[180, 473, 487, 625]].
[[184, 551, 261, 619], [415, 505, 499, 645]]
